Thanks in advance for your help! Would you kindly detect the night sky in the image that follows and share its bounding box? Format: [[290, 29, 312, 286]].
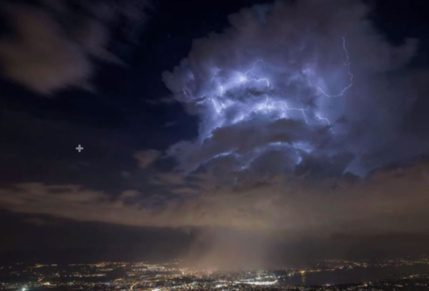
[[0, 0, 429, 265]]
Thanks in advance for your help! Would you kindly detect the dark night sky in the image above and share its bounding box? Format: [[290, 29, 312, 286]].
[[0, 0, 428, 264]]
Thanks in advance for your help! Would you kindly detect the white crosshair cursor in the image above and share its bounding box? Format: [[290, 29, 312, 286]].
[[75, 144, 84, 153]]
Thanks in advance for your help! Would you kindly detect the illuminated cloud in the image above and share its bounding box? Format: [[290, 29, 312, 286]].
[[163, 0, 427, 180]]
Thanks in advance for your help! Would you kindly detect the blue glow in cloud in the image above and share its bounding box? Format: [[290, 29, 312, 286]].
[[163, 0, 426, 180]]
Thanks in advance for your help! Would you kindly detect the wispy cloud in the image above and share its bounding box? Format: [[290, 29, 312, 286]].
[[0, 0, 149, 94]]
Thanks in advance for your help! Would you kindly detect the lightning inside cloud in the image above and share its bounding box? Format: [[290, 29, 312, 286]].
[[163, 0, 424, 181]]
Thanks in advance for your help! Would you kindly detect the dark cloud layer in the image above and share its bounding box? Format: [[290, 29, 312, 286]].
[[0, 161, 428, 234], [0, 0, 148, 94], [163, 0, 428, 181]]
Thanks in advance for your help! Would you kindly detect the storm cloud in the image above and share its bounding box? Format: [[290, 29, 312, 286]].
[[163, 0, 428, 181]]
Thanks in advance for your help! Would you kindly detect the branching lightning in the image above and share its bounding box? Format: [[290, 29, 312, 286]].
[[314, 36, 354, 98], [176, 36, 355, 171]]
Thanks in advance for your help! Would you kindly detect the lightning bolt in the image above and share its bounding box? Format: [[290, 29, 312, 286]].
[[316, 36, 354, 98], [189, 40, 343, 151]]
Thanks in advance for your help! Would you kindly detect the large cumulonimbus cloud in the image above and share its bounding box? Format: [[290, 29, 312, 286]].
[[163, 0, 427, 181]]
